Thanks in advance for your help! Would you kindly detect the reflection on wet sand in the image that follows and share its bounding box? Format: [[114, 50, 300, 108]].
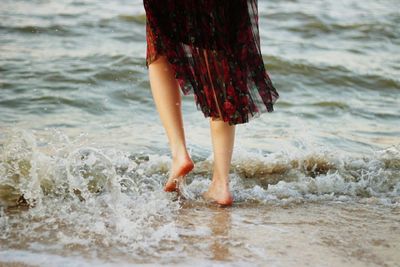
[[208, 207, 232, 261]]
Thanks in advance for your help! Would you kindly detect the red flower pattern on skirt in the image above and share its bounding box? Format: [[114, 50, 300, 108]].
[[223, 100, 235, 116], [144, 0, 279, 125], [227, 85, 235, 97]]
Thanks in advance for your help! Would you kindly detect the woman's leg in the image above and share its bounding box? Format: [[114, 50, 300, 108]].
[[148, 56, 194, 191], [204, 119, 235, 206]]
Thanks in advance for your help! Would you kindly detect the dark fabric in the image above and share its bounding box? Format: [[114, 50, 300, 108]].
[[144, 0, 280, 125]]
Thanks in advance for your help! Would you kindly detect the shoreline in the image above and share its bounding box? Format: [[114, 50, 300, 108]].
[[1, 201, 399, 267]]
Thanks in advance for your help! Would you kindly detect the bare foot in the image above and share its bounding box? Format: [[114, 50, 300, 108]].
[[164, 155, 194, 192], [203, 179, 233, 206]]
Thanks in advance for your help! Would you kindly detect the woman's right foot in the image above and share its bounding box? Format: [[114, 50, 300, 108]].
[[164, 155, 194, 192], [203, 178, 233, 206]]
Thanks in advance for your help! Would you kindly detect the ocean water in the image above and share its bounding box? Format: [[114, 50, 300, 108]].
[[0, 0, 399, 266]]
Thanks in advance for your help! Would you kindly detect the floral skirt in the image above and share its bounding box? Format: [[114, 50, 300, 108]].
[[143, 0, 280, 125]]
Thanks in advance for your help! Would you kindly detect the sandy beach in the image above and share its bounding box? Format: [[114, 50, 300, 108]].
[[1, 200, 399, 267], [1, 0, 399, 266]]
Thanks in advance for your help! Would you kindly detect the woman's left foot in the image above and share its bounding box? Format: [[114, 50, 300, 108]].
[[203, 179, 233, 206], [164, 155, 194, 192]]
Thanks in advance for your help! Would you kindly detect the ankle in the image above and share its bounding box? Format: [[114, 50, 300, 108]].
[[170, 145, 190, 160], [210, 176, 230, 189]]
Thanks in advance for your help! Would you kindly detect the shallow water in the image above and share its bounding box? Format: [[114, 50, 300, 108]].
[[1, 0, 399, 266]]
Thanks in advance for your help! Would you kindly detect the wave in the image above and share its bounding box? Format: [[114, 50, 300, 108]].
[[0, 129, 399, 208], [0, 25, 78, 36], [309, 101, 350, 110], [266, 10, 399, 40], [286, 20, 399, 40], [116, 14, 146, 24], [0, 94, 111, 115], [265, 56, 400, 91]]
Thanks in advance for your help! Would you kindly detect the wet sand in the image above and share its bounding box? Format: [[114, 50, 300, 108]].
[[1, 200, 399, 267], [173, 201, 400, 267]]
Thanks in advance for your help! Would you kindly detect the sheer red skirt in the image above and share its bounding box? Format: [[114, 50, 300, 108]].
[[144, 0, 280, 125]]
